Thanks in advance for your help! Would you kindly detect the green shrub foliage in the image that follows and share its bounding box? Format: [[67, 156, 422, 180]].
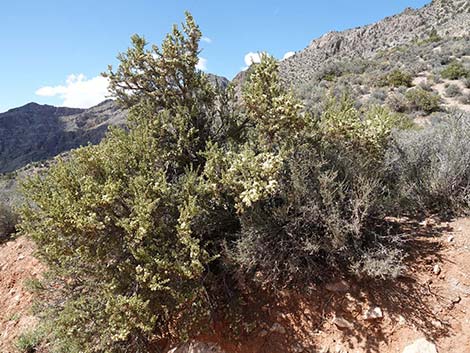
[[21, 13, 238, 352], [20, 14, 302, 351], [19, 13, 419, 352], [405, 87, 441, 113], [383, 69, 413, 87], [441, 61, 469, 80], [231, 96, 408, 286]]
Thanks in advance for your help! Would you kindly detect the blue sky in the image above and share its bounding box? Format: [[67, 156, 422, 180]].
[[0, 0, 430, 112]]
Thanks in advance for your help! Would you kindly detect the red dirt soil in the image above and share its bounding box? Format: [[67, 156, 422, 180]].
[[0, 236, 44, 353], [1, 218, 470, 353]]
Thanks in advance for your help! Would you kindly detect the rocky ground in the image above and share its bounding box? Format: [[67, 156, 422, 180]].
[[1, 217, 469, 353]]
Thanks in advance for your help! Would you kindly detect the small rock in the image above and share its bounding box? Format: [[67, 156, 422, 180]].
[[258, 329, 268, 337], [432, 319, 443, 329], [17, 254, 25, 261], [332, 316, 353, 329], [325, 280, 350, 293], [447, 235, 454, 243], [270, 323, 286, 335], [363, 306, 383, 320], [402, 338, 437, 353], [433, 264, 441, 275], [451, 295, 461, 304], [420, 218, 436, 228]]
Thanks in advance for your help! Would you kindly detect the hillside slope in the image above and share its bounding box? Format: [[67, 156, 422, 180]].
[[0, 100, 126, 174], [279, 0, 469, 86]]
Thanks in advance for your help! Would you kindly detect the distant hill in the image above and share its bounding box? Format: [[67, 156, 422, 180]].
[[0, 100, 126, 174]]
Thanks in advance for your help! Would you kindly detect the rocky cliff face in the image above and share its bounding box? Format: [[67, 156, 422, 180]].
[[279, 0, 469, 87], [0, 100, 126, 173]]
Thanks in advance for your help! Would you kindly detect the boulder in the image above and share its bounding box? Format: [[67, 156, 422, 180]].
[[402, 338, 438, 353]]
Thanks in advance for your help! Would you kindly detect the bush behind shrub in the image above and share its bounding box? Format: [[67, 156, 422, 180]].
[[0, 201, 18, 240], [386, 112, 470, 214], [405, 87, 441, 113], [231, 99, 409, 287], [441, 61, 469, 80]]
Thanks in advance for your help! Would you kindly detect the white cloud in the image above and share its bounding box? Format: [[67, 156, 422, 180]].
[[244, 52, 263, 67], [282, 51, 295, 60], [201, 36, 212, 44], [36, 74, 109, 108], [196, 57, 208, 71]]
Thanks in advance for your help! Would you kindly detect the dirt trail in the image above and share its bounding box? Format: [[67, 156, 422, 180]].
[[192, 218, 470, 353], [0, 237, 43, 353], [1, 218, 469, 352]]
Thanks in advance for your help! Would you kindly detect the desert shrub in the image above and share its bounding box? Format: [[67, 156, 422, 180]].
[[370, 88, 388, 103], [384, 69, 413, 87], [232, 146, 385, 285], [428, 73, 442, 84], [441, 61, 469, 80], [19, 15, 312, 351], [0, 202, 18, 240], [426, 28, 442, 43], [350, 246, 405, 279], [438, 54, 452, 66], [458, 93, 470, 105], [231, 97, 409, 286], [418, 80, 433, 92], [20, 14, 244, 352], [444, 83, 462, 97], [315, 61, 347, 82], [386, 92, 408, 113], [386, 113, 470, 214], [296, 83, 327, 114], [318, 97, 410, 158], [463, 78, 470, 89], [18, 13, 417, 352], [16, 329, 44, 353], [405, 87, 441, 113]]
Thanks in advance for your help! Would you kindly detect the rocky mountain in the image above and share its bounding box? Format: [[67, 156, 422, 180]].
[[206, 73, 230, 89], [0, 100, 126, 174], [279, 0, 470, 86]]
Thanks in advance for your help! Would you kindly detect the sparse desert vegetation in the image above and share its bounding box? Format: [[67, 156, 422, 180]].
[[1, 1, 470, 353]]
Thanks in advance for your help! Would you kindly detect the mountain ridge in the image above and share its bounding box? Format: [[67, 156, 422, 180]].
[[0, 99, 126, 174], [279, 0, 469, 86]]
